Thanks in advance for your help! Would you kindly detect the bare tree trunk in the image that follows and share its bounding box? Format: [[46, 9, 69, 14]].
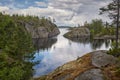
[[116, 0, 120, 48]]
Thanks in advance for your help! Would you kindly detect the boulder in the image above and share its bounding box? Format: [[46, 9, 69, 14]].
[[91, 51, 118, 68]]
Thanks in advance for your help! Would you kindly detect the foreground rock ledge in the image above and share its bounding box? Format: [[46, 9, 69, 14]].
[[35, 50, 120, 80], [75, 69, 104, 80]]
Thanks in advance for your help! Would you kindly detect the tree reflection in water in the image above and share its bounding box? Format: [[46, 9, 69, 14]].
[[67, 37, 112, 50], [33, 28, 112, 77], [33, 38, 57, 52]]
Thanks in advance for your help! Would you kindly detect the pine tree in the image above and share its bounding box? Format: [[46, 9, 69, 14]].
[[100, 0, 120, 48]]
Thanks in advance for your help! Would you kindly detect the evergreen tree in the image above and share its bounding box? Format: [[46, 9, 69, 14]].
[[0, 13, 35, 80], [100, 0, 120, 48]]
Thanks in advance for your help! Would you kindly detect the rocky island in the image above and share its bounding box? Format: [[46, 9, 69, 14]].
[[63, 19, 119, 40], [63, 27, 90, 39]]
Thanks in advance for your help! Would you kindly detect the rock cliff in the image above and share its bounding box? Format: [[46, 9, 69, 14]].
[[14, 16, 60, 38], [24, 21, 60, 38]]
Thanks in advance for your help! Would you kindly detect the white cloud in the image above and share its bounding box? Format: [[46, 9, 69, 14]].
[[35, 1, 47, 7], [0, 6, 9, 12], [0, 0, 112, 26], [48, 0, 112, 25]]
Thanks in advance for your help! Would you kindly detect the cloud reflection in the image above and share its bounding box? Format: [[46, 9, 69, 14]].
[[33, 28, 111, 78]]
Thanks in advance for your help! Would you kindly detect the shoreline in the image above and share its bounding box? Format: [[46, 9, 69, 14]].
[[35, 50, 119, 80]]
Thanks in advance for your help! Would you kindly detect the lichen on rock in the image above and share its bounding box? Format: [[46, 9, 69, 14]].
[[75, 69, 104, 80], [35, 50, 120, 80]]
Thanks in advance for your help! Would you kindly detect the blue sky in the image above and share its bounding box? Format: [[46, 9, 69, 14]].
[[0, 0, 112, 26], [0, 0, 48, 9]]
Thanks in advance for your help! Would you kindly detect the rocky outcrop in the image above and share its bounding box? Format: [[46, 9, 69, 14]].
[[64, 27, 90, 39], [91, 51, 117, 68], [75, 69, 104, 80], [35, 50, 120, 80], [25, 23, 60, 38], [17, 18, 60, 39], [48, 27, 60, 38]]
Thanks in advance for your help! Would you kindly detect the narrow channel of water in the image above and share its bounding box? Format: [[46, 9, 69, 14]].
[[33, 28, 111, 78]]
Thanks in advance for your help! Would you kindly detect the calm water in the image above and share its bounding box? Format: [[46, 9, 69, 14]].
[[33, 28, 111, 78]]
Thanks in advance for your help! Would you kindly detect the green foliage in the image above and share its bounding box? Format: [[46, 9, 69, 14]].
[[85, 19, 115, 36], [98, 27, 115, 36], [107, 48, 120, 57], [0, 13, 35, 80], [100, 0, 120, 49], [11, 14, 57, 33], [107, 41, 120, 57], [85, 19, 104, 36], [0, 12, 57, 80], [0, 53, 34, 80]]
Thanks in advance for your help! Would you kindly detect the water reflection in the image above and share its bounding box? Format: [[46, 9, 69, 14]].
[[33, 28, 111, 78], [33, 38, 57, 51], [91, 39, 111, 50], [68, 37, 112, 50], [67, 37, 90, 44]]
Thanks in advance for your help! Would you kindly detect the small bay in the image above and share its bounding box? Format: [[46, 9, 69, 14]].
[[33, 28, 111, 78]]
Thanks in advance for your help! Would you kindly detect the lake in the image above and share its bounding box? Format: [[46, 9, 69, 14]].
[[33, 28, 111, 78]]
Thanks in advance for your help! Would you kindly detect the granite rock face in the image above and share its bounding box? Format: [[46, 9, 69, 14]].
[[75, 69, 104, 80], [25, 23, 60, 38], [91, 51, 117, 68], [64, 27, 90, 39], [36, 50, 119, 80], [48, 27, 60, 38]]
